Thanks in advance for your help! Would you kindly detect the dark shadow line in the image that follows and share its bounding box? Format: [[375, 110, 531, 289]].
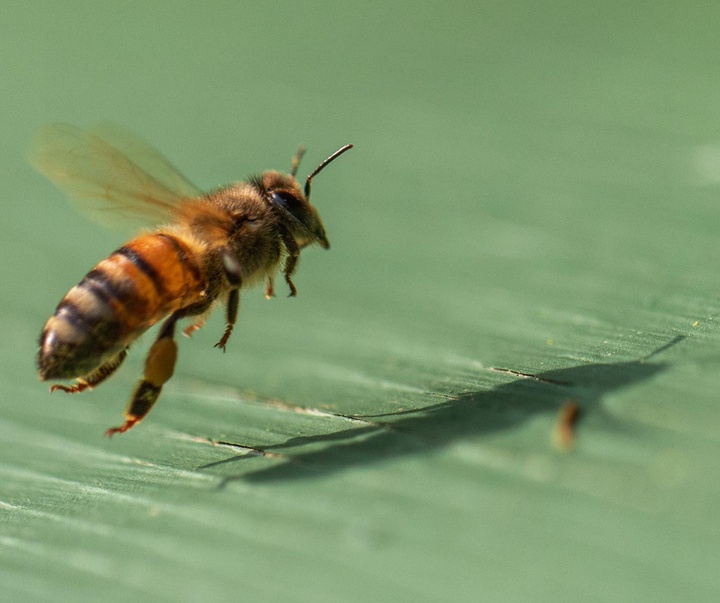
[[490, 367, 574, 386], [641, 334, 685, 360], [199, 336, 686, 484]]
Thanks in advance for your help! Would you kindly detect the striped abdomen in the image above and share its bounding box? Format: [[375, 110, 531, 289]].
[[38, 232, 207, 381]]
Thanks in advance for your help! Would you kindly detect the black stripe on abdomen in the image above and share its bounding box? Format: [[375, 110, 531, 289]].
[[54, 298, 91, 331], [80, 266, 149, 317], [156, 233, 204, 285], [113, 245, 166, 296]]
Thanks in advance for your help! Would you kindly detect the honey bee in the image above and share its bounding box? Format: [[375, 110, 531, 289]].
[[32, 123, 352, 436]]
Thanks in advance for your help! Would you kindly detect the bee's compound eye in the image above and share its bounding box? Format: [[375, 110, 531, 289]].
[[269, 192, 300, 213], [268, 191, 314, 232]]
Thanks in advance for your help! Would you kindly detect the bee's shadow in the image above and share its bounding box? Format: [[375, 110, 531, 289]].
[[204, 337, 682, 486]]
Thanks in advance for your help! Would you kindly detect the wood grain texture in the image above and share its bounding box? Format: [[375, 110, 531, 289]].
[[2, 1, 720, 601]]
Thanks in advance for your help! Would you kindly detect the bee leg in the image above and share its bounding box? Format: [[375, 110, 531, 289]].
[[214, 289, 239, 352], [211, 245, 243, 351], [51, 348, 129, 394], [265, 276, 275, 299], [183, 316, 207, 337], [106, 316, 179, 437], [279, 228, 300, 297], [219, 246, 242, 287]]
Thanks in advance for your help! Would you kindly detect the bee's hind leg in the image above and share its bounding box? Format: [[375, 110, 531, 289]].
[[51, 348, 128, 394], [106, 316, 180, 437]]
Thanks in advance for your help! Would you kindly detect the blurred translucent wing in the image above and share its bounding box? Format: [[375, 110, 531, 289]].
[[89, 123, 202, 200], [30, 123, 203, 228]]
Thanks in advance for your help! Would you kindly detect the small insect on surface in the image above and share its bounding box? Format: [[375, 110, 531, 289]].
[[32, 123, 352, 436]]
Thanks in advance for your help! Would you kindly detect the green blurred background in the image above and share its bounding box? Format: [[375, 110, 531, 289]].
[[2, 1, 720, 601]]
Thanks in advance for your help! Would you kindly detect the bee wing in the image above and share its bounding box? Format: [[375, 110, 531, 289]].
[[30, 123, 204, 228], [89, 123, 203, 200]]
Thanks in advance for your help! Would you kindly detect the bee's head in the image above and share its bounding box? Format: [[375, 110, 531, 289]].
[[257, 144, 352, 249]]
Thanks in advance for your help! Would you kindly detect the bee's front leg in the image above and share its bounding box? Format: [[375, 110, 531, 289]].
[[279, 228, 299, 297]]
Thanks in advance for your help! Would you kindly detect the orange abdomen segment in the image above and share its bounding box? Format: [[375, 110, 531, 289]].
[[38, 233, 206, 380]]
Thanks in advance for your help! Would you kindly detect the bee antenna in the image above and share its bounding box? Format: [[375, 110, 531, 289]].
[[290, 145, 307, 177], [304, 144, 353, 199]]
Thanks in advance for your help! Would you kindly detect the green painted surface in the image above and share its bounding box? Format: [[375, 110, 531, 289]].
[[1, 1, 720, 601]]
